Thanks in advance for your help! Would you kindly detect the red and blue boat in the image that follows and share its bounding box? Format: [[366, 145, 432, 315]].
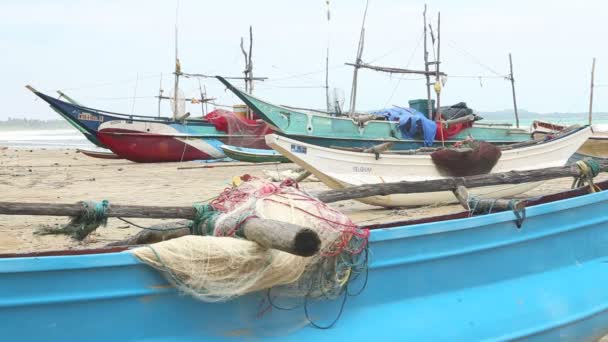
[[28, 87, 273, 162]]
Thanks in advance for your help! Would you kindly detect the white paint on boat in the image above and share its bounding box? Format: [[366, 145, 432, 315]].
[[266, 127, 592, 207]]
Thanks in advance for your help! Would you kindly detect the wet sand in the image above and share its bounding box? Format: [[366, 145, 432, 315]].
[[1, 147, 602, 254]]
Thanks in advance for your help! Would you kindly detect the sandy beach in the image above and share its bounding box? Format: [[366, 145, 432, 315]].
[[1, 147, 603, 254]]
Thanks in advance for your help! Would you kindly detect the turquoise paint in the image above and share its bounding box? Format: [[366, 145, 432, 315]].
[[2, 190, 608, 340], [218, 76, 532, 149]]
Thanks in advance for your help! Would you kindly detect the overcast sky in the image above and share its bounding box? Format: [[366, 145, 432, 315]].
[[2, 0, 607, 119]]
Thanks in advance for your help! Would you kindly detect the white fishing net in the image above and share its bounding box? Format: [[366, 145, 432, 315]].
[[132, 176, 369, 302]]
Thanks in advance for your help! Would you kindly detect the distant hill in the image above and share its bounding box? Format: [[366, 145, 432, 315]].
[[0, 118, 71, 130], [479, 109, 608, 122]]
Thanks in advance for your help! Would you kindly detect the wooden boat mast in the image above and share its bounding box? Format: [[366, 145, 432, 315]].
[[346, 4, 444, 118], [589, 57, 596, 125], [157, 73, 163, 117], [423, 5, 433, 119], [433, 12, 441, 121], [508, 53, 520, 128], [325, 0, 331, 113], [240, 26, 255, 94], [348, 0, 369, 116]]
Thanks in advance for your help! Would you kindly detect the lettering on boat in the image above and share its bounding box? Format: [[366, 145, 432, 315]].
[[290, 144, 307, 154], [78, 112, 103, 122], [353, 166, 372, 173]]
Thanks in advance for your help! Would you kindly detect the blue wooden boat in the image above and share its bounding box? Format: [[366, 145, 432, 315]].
[[3, 183, 608, 340]]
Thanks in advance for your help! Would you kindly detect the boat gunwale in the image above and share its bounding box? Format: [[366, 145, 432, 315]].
[[270, 126, 590, 162]]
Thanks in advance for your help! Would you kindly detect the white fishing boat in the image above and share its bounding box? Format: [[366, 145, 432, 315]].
[[266, 127, 592, 207]]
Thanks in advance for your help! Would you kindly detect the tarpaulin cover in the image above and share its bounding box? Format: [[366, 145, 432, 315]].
[[371, 107, 437, 146], [430, 140, 502, 177], [439, 102, 481, 121], [206, 109, 273, 149], [435, 121, 473, 140]]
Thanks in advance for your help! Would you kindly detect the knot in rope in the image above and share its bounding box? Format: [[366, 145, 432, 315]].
[[189, 204, 220, 235], [35, 199, 110, 240], [572, 159, 602, 192]]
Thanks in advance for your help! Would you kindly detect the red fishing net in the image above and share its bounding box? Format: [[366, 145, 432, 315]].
[[206, 109, 273, 149]]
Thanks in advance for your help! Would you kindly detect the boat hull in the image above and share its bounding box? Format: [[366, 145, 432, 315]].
[[97, 128, 224, 162], [97, 120, 271, 163], [533, 121, 608, 161], [220, 145, 290, 163], [266, 127, 592, 207], [3, 189, 608, 340], [76, 148, 122, 160]]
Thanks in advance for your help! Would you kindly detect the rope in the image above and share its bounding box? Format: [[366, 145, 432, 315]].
[[572, 159, 601, 192], [35, 200, 110, 240], [189, 203, 220, 235], [115, 217, 189, 231], [467, 196, 526, 228], [509, 199, 526, 228]]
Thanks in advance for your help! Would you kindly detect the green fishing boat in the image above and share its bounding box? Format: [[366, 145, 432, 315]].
[[217, 76, 531, 150]]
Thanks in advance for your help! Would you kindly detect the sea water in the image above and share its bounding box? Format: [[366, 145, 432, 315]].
[[0, 116, 606, 150], [0, 128, 96, 149]]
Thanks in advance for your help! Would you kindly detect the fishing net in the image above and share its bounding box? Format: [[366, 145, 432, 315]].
[[206, 109, 273, 149], [132, 176, 369, 302], [170, 88, 187, 120], [431, 140, 502, 177]]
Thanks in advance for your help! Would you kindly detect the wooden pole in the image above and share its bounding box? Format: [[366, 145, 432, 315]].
[[325, 0, 331, 113], [240, 37, 249, 93], [173, 21, 180, 120], [434, 12, 441, 121], [348, 0, 369, 115], [452, 185, 525, 214], [248, 26, 254, 94], [55, 90, 81, 106], [157, 73, 163, 117], [326, 46, 331, 113], [509, 53, 520, 128], [423, 5, 433, 119], [0, 203, 320, 257], [316, 161, 608, 203], [345, 63, 445, 76], [589, 57, 596, 125]]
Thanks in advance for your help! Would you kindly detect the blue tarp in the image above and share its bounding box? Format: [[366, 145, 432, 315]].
[[371, 107, 437, 146]]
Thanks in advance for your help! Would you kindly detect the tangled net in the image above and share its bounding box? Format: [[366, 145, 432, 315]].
[[132, 176, 369, 304]]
